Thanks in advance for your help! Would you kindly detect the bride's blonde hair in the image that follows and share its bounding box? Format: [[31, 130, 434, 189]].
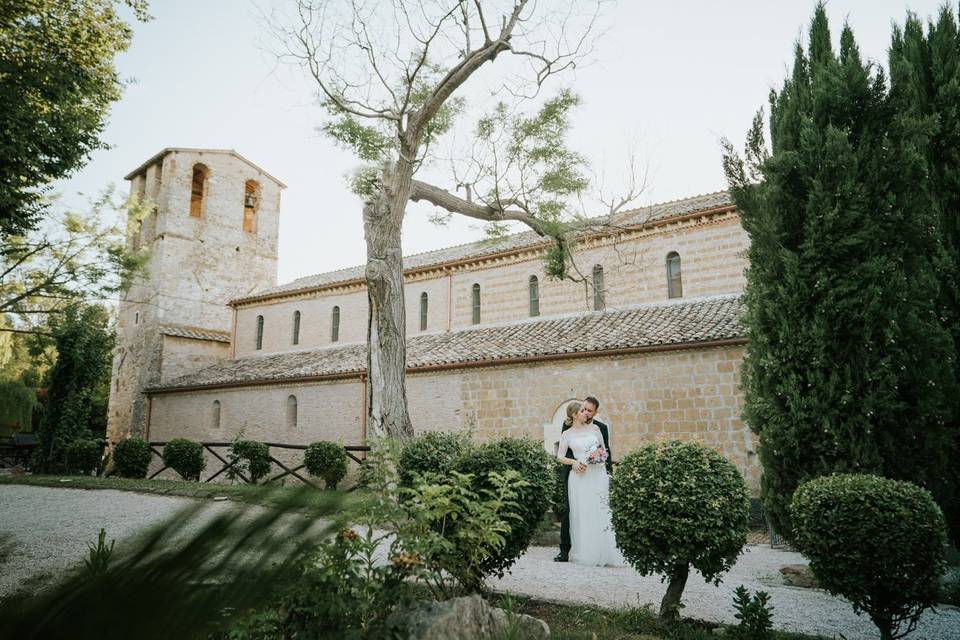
[[563, 401, 581, 428]]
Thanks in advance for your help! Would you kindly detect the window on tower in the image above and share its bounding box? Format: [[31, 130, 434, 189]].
[[243, 180, 260, 233], [190, 164, 208, 218]]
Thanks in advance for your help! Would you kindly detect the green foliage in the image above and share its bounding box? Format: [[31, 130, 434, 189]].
[[0, 380, 35, 437], [791, 474, 947, 640], [0, 0, 149, 237], [0, 487, 338, 640], [453, 436, 555, 579], [731, 586, 774, 640], [36, 303, 114, 472], [64, 438, 103, 475], [161, 438, 206, 481], [887, 4, 960, 547], [721, 4, 960, 541], [397, 430, 468, 488], [228, 440, 272, 484], [609, 441, 749, 614], [303, 441, 348, 489], [551, 460, 567, 520], [83, 528, 115, 578], [112, 437, 151, 479]]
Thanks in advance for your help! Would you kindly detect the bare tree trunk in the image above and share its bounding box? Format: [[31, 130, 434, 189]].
[[659, 563, 689, 620], [363, 158, 415, 441]]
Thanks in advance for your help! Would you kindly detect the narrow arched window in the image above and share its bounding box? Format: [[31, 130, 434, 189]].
[[592, 265, 605, 310], [286, 395, 297, 428], [292, 310, 301, 345], [190, 164, 208, 218], [471, 284, 481, 325], [529, 275, 540, 317], [243, 180, 260, 233], [666, 251, 683, 299], [420, 292, 428, 331], [212, 400, 221, 429], [255, 315, 264, 350], [331, 306, 340, 342]]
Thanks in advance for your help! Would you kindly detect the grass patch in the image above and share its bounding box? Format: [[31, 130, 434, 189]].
[[499, 594, 828, 640], [0, 473, 374, 516]]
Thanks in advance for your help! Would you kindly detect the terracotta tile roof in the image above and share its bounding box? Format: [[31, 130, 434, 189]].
[[149, 294, 744, 392], [231, 191, 733, 304], [159, 324, 232, 343]]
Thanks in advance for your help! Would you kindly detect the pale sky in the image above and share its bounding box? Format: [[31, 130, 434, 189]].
[[55, 0, 948, 285]]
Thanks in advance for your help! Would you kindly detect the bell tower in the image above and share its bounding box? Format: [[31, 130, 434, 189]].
[[107, 148, 285, 441]]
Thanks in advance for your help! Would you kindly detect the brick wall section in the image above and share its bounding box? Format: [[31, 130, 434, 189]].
[[148, 344, 759, 492], [231, 211, 749, 356], [108, 150, 283, 440]]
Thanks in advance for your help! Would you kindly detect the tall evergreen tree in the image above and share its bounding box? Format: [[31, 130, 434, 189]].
[[722, 4, 958, 541], [36, 304, 115, 471], [888, 5, 960, 541]]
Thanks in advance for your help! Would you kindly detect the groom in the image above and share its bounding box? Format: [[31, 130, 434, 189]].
[[554, 395, 613, 562]]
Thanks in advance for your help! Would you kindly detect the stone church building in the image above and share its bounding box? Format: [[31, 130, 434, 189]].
[[107, 149, 759, 491]]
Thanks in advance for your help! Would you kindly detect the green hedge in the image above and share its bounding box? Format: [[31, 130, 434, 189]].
[[162, 439, 206, 481], [228, 440, 271, 483], [397, 431, 467, 488], [64, 439, 102, 476], [791, 474, 947, 639], [113, 437, 152, 479], [304, 441, 348, 489]]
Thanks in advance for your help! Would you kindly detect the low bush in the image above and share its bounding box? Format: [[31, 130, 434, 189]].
[[113, 437, 152, 479], [64, 439, 103, 476], [398, 431, 467, 488], [304, 441, 348, 489], [227, 440, 271, 484], [453, 436, 555, 580], [161, 439, 206, 481], [610, 440, 749, 619], [731, 586, 773, 640], [791, 474, 947, 640], [551, 461, 567, 520]]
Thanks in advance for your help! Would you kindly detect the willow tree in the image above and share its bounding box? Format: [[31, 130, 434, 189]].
[[272, 1, 630, 440]]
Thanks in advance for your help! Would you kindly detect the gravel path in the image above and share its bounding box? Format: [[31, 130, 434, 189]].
[[2, 485, 958, 639]]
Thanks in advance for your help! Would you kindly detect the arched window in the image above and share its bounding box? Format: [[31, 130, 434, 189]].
[[212, 400, 221, 429], [255, 315, 264, 350], [190, 164, 208, 218], [134, 311, 140, 325], [420, 292, 428, 331], [528, 275, 540, 317], [666, 252, 683, 299], [471, 283, 481, 325], [243, 180, 260, 233], [292, 310, 301, 345], [331, 306, 340, 342], [286, 395, 297, 428], [592, 264, 605, 310]]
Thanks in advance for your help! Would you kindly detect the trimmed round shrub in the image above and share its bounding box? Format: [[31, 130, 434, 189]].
[[304, 441, 348, 489], [113, 437, 152, 479], [610, 440, 749, 619], [453, 436, 554, 578], [398, 431, 467, 488], [64, 439, 103, 476], [791, 474, 948, 640], [229, 440, 271, 483], [162, 438, 206, 481]]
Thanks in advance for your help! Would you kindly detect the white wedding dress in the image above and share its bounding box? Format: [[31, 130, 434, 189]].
[[564, 430, 626, 567]]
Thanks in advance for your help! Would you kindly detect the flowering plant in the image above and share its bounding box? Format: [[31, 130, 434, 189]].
[[586, 442, 608, 465]]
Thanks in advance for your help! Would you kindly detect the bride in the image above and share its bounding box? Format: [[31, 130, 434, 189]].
[[556, 402, 625, 567]]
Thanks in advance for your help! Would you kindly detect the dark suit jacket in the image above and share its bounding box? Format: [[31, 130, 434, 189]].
[[560, 418, 613, 475]]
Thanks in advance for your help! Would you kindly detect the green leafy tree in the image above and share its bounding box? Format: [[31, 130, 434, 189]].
[[0, 0, 150, 237], [36, 303, 115, 471], [722, 4, 959, 539], [887, 4, 960, 543], [270, 1, 638, 440]]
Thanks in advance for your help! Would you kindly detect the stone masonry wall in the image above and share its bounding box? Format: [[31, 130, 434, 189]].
[[232, 211, 748, 357], [148, 344, 759, 492]]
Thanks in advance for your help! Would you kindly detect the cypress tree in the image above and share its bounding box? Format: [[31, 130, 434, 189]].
[[889, 6, 960, 542], [722, 4, 958, 540]]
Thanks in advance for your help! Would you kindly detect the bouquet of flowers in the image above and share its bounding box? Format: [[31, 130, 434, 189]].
[[586, 442, 608, 465]]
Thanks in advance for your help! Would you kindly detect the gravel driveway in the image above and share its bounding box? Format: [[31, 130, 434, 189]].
[[2, 485, 958, 639]]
